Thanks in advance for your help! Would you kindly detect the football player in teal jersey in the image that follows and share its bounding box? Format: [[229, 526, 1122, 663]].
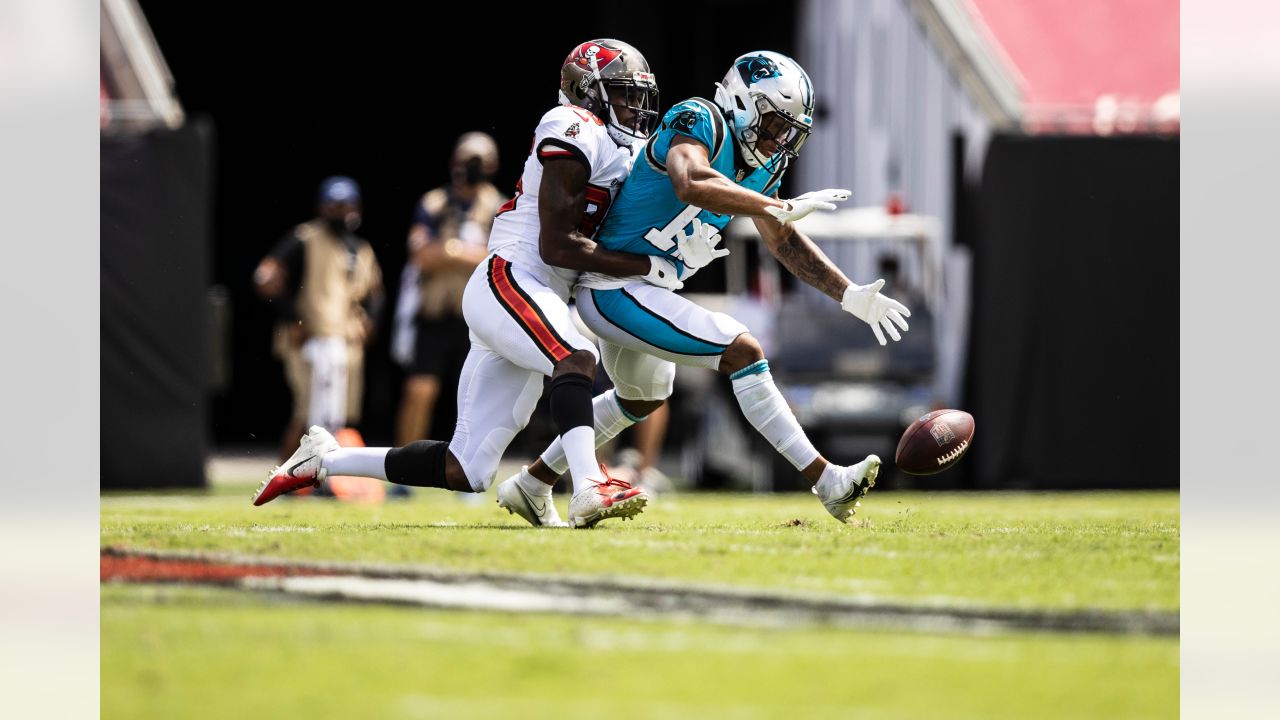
[[506, 52, 912, 524]]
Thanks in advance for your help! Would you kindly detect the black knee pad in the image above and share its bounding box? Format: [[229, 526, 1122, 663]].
[[385, 440, 451, 489], [549, 372, 594, 432]]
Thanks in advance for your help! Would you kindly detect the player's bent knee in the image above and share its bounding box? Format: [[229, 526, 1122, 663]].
[[553, 350, 597, 379], [649, 359, 676, 399], [445, 452, 483, 493], [734, 333, 765, 358], [614, 361, 675, 402], [718, 333, 764, 375]]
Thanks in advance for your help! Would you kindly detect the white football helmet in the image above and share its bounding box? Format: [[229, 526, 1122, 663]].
[[713, 51, 815, 169]]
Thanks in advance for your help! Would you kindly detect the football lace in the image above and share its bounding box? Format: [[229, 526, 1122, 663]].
[[936, 439, 969, 466]]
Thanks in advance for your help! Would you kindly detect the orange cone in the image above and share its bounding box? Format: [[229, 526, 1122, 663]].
[[325, 428, 386, 504]]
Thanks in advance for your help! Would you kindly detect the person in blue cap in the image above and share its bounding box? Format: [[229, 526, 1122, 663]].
[[253, 175, 385, 463]]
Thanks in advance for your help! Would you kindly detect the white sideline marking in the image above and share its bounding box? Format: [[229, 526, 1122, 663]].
[[244, 575, 619, 615]]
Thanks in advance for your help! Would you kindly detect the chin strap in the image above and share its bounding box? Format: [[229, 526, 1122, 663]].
[[587, 53, 614, 123], [714, 82, 762, 168], [588, 52, 631, 147]]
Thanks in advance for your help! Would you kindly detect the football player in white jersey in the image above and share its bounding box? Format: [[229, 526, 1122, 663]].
[[254, 40, 719, 528]]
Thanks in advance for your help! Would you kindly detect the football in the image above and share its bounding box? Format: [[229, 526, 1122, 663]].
[[894, 409, 976, 475]]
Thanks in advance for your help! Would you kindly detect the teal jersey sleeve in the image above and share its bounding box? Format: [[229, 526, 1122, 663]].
[[644, 98, 728, 170]]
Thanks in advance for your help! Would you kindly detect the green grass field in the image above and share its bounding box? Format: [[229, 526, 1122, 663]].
[[101, 487, 1179, 718], [103, 488, 1178, 610]]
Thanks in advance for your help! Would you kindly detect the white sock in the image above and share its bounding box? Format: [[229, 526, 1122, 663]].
[[320, 447, 390, 480], [817, 462, 839, 490], [560, 425, 603, 495], [540, 390, 640, 476], [515, 466, 553, 497], [730, 360, 820, 471]]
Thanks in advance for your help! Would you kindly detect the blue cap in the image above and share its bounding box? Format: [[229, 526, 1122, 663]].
[[318, 176, 361, 204]]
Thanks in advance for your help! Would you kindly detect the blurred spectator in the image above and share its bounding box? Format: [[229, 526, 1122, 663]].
[[253, 176, 384, 461], [392, 133, 506, 445]]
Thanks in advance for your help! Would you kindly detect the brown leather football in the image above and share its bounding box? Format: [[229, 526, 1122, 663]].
[[894, 409, 976, 475]]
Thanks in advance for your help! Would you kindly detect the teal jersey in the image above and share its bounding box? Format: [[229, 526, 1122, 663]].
[[595, 97, 788, 274]]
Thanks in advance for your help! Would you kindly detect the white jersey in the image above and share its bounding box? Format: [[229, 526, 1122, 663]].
[[487, 105, 639, 299]]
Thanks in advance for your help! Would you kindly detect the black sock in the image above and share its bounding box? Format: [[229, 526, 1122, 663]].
[[385, 440, 462, 490], [549, 372, 594, 434]]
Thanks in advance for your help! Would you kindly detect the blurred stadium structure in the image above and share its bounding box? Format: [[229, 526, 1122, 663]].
[[100, 0, 1177, 491], [99, 0, 183, 134], [101, 0, 214, 489]]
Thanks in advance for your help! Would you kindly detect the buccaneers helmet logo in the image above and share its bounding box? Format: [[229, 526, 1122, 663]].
[[574, 42, 620, 70], [737, 56, 781, 85]]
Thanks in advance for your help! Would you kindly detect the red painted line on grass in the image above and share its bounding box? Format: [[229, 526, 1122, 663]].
[[101, 552, 325, 583]]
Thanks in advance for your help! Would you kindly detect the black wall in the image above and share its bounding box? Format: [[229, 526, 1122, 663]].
[[968, 134, 1179, 489], [102, 120, 215, 488], [135, 1, 797, 448]]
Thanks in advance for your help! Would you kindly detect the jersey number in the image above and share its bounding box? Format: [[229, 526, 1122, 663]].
[[579, 184, 612, 238], [496, 177, 523, 217], [643, 204, 704, 251]]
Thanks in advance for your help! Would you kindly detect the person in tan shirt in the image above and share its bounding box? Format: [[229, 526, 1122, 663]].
[[253, 176, 384, 461], [393, 134, 506, 445]]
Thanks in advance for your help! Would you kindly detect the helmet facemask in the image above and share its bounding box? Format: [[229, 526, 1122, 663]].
[[586, 53, 659, 147], [739, 94, 811, 168]]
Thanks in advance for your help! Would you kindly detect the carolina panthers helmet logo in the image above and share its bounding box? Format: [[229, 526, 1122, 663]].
[[672, 110, 699, 133], [737, 56, 781, 85]]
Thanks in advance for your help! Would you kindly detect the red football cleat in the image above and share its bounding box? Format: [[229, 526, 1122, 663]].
[[567, 464, 648, 528], [252, 426, 340, 506]]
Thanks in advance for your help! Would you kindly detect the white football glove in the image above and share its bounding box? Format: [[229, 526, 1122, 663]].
[[676, 218, 730, 271], [642, 255, 684, 291], [764, 189, 852, 224], [841, 279, 912, 346]]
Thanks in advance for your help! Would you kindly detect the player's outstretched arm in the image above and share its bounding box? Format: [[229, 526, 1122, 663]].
[[753, 215, 911, 345], [666, 138, 848, 223], [666, 136, 789, 218], [538, 158, 682, 289]]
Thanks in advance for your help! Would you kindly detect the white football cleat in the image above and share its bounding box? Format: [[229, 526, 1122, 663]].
[[568, 466, 648, 529], [252, 426, 340, 506], [496, 467, 568, 528], [813, 454, 881, 523]]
